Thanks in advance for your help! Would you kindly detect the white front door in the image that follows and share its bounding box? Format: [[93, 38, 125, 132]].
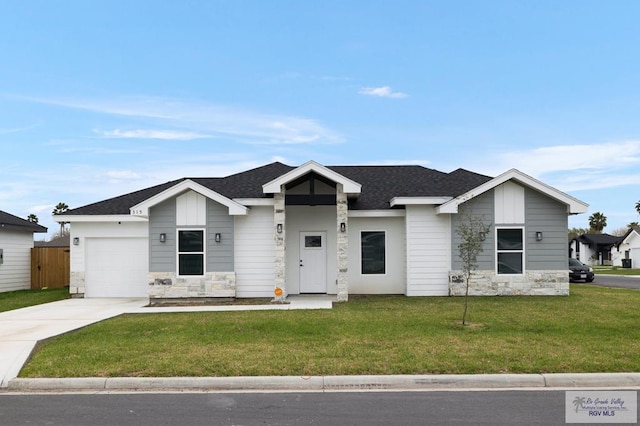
[[299, 231, 327, 293]]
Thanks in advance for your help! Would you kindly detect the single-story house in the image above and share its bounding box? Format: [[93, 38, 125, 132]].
[[55, 161, 588, 300], [0, 210, 48, 293], [568, 233, 624, 266], [612, 226, 640, 268]]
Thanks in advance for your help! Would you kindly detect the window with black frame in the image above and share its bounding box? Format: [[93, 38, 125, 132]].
[[496, 228, 523, 274], [361, 231, 385, 274], [178, 230, 204, 275]]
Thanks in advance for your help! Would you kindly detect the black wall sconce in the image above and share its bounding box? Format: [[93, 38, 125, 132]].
[[159, 233, 166, 243], [73, 237, 80, 246], [215, 233, 221, 243], [340, 222, 346, 233], [535, 231, 543, 241], [277, 223, 283, 234]]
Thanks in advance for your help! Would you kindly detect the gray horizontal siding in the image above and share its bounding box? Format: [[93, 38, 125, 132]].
[[207, 199, 234, 271], [149, 198, 177, 272], [451, 191, 494, 271], [525, 188, 568, 270]]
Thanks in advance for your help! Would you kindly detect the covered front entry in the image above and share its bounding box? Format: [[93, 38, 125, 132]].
[[299, 231, 327, 293]]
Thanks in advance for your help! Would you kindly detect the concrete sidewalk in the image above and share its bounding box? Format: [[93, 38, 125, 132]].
[[0, 296, 334, 388]]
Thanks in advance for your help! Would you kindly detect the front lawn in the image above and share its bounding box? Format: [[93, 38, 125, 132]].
[[592, 266, 640, 276], [0, 288, 69, 313], [20, 285, 640, 378]]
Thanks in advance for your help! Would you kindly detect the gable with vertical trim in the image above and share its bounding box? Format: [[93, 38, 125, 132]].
[[494, 181, 525, 224], [177, 191, 207, 226]]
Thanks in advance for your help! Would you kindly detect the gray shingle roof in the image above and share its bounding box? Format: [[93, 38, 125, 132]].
[[0, 210, 48, 233], [64, 162, 493, 215]]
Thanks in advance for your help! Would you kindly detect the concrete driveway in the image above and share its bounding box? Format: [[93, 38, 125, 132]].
[[0, 296, 334, 388], [0, 298, 148, 387]]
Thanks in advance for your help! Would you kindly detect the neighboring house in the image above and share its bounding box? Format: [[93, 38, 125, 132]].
[[612, 226, 640, 268], [34, 234, 70, 248], [569, 233, 624, 266], [0, 210, 48, 293], [55, 161, 588, 300]]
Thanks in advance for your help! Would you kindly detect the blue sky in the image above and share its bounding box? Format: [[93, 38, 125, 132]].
[[2, 1, 640, 237]]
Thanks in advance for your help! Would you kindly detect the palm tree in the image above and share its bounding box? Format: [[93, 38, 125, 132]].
[[636, 200, 640, 216], [52, 202, 69, 235], [27, 214, 38, 223], [588, 212, 607, 233]]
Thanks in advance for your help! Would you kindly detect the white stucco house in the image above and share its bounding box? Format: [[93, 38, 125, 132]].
[[55, 161, 588, 300], [612, 226, 640, 268], [0, 210, 48, 293], [569, 233, 624, 266]]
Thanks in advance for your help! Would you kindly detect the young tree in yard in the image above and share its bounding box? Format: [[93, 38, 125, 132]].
[[588, 212, 607, 233], [456, 210, 491, 325], [52, 202, 69, 235]]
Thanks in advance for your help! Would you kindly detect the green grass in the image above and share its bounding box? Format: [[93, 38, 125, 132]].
[[592, 266, 640, 276], [20, 285, 640, 378], [0, 288, 69, 313]]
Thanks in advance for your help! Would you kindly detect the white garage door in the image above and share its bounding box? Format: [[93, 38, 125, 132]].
[[85, 238, 148, 297]]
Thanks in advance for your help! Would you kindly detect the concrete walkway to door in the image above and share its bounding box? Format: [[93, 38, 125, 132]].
[[0, 296, 334, 388]]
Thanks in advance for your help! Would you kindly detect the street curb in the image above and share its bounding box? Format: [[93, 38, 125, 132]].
[[7, 373, 640, 392]]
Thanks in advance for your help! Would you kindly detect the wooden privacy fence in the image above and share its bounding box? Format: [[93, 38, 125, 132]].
[[31, 247, 70, 289]]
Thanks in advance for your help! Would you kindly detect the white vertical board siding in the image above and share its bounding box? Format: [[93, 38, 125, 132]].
[[176, 190, 206, 226], [0, 230, 34, 292], [235, 206, 275, 297], [405, 205, 450, 296], [494, 181, 525, 224]]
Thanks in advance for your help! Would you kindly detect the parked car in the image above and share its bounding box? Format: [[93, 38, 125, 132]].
[[569, 258, 595, 283]]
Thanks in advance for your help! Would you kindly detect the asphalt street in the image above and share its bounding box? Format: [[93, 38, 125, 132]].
[[0, 390, 579, 426], [579, 274, 640, 290]]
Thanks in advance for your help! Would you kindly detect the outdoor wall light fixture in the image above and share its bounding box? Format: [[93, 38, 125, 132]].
[[73, 237, 80, 246], [340, 222, 346, 233], [536, 231, 543, 241], [159, 233, 166, 243], [277, 224, 283, 234], [215, 233, 221, 243], [479, 232, 486, 241]]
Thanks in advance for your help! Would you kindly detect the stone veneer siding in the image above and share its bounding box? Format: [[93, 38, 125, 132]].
[[148, 272, 236, 298], [273, 192, 286, 301], [448, 270, 569, 296], [70, 271, 85, 297], [336, 184, 349, 301]]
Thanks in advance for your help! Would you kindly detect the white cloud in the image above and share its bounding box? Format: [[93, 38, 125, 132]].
[[358, 86, 408, 99], [22, 95, 344, 145], [497, 141, 640, 177], [96, 129, 210, 140], [468, 140, 640, 192], [105, 170, 142, 181]]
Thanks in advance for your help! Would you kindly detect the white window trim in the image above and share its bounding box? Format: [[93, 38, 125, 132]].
[[495, 226, 525, 275], [177, 228, 206, 277], [360, 230, 387, 276]]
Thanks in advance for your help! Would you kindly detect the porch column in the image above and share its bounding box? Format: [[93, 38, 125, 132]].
[[336, 184, 349, 301], [274, 192, 287, 301]]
